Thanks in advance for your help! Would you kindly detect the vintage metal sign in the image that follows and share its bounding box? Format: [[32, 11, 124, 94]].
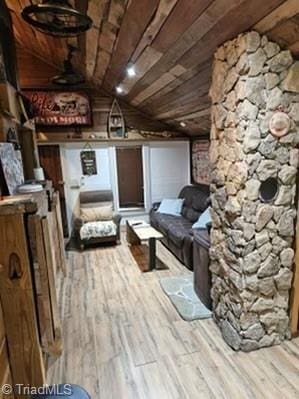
[[81, 150, 97, 176], [22, 91, 91, 126]]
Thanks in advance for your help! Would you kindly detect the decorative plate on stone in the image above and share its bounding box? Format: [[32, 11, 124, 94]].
[[269, 111, 291, 137]]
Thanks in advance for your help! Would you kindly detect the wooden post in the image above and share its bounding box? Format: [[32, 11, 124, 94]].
[[53, 193, 67, 276], [41, 217, 62, 357], [0, 212, 45, 396]]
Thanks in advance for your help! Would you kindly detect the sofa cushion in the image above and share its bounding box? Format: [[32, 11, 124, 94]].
[[81, 201, 112, 209], [192, 207, 211, 229], [151, 212, 179, 236], [168, 228, 186, 248], [192, 191, 210, 212], [179, 184, 210, 223], [157, 198, 184, 216], [182, 207, 200, 223], [167, 218, 193, 248], [80, 221, 117, 240], [80, 205, 113, 222]]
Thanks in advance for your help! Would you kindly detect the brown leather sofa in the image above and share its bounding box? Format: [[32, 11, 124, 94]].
[[74, 190, 122, 250], [149, 184, 210, 270]]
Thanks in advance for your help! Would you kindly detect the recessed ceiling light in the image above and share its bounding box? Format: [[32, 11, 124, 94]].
[[127, 65, 136, 77], [116, 85, 124, 94], [180, 122, 186, 127]]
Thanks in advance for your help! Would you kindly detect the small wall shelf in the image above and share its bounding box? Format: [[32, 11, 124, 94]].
[[108, 99, 126, 139]]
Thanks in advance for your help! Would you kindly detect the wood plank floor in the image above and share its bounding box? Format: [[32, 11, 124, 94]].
[[48, 237, 299, 399]]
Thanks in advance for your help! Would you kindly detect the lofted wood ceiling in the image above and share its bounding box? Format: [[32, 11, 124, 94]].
[[5, 0, 299, 136]]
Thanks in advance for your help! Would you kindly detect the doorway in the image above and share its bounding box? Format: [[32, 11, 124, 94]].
[[38, 145, 69, 237], [116, 147, 144, 208]]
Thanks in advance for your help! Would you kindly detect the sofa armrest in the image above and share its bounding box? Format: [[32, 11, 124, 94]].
[[113, 212, 122, 240], [152, 202, 161, 211], [74, 217, 84, 236], [183, 234, 194, 270], [206, 222, 212, 234]]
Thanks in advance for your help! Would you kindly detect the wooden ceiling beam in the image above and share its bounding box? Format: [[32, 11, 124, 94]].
[[131, 64, 187, 106], [151, 0, 214, 54], [140, 67, 211, 113], [149, 90, 210, 119], [17, 0, 67, 67], [254, 0, 299, 33], [131, 0, 179, 63], [266, 16, 299, 49], [289, 39, 299, 55], [102, 0, 160, 91], [126, 0, 286, 105], [92, 0, 129, 83], [120, 0, 179, 94], [125, 0, 243, 103], [9, 0, 299, 136], [154, 95, 210, 120], [120, 0, 214, 98], [174, 108, 211, 122], [145, 84, 210, 118], [176, 0, 287, 71], [85, 0, 110, 78], [138, 58, 212, 109]]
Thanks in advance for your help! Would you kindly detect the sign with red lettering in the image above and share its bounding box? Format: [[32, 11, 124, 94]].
[[22, 91, 92, 126]]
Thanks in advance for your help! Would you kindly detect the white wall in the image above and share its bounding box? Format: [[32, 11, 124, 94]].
[[60, 143, 112, 234], [59, 141, 190, 235], [149, 142, 190, 204]]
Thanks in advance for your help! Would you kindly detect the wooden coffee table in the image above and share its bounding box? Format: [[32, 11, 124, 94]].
[[126, 220, 168, 272]]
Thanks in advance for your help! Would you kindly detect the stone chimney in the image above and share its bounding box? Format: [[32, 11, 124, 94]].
[[209, 31, 299, 351]]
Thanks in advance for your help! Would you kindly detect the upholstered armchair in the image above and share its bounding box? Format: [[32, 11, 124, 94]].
[[74, 190, 122, 250]]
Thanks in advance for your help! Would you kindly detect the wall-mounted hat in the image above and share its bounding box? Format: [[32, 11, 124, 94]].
[[269, 111, 291, 138]]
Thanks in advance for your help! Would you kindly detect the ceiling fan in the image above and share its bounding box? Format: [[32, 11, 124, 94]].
[[51, 44, 84, 86], [21, 0, 92, 37]]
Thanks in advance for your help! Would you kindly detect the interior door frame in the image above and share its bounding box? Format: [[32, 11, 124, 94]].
[[110, 144, 150, 212], [38, 143, 69, 237]]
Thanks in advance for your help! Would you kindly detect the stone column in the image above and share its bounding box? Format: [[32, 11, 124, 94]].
[[209, 31, 299, 351]]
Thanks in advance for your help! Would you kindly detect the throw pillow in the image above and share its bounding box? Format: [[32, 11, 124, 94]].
[[192, 207, 211, 229], [157, 199, 184, 216], [80, 205, 113, 222]]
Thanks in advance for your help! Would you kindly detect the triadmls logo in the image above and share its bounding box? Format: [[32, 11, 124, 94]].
[[1, 384, 74, 396]]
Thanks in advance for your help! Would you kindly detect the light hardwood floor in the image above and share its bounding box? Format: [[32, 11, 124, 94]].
[[48, 237, 299, 399]]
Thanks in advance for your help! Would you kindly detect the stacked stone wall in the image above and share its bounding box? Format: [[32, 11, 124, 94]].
[[209, 31, 299, 351]]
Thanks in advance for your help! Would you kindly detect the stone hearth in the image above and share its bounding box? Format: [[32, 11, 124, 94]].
[[209, 31, 299, 351]]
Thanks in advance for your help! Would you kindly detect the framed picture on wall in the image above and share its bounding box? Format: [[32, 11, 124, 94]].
[[191, 139, 210, 184], [81, 150, 97, 176], [22, 91, 92, 126]]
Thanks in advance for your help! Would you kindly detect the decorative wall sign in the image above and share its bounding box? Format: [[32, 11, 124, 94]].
[[269, 111, 291, 138], [81, 150, 97, 176], [22, 91, 91, 126], [191, 140, 210, 184]]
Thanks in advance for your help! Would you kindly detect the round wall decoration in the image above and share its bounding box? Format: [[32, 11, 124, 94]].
[[269, 111, 291, 137]]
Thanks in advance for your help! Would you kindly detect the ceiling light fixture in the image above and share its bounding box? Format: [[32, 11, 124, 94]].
[[116, 85, 124, 94], [51, 45, 84, 86], [21, 0, 93, 37], [127, 65, 136, 77], [180, 122, 187, 127]]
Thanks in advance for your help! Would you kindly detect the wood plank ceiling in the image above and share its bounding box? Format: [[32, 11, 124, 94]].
[[5, 0, 299, 136]]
